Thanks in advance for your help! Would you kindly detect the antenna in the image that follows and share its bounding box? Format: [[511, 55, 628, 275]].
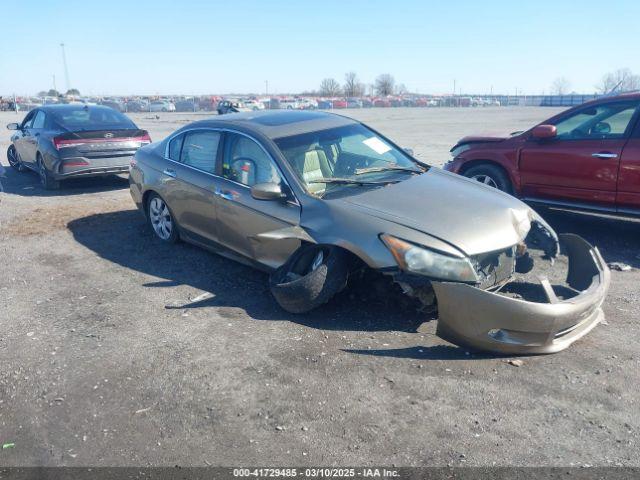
[[60, 43, 71, 93]]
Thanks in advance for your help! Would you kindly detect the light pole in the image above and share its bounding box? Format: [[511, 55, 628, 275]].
[[60, 43, 71, 94]]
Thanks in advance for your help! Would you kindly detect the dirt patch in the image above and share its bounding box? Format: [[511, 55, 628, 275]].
[[1, 197, 132, 237]]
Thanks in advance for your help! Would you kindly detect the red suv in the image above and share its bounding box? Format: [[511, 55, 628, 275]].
[[444, 93, 640, 216]]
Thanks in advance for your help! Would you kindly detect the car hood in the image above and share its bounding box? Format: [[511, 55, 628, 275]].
[[456, 134, 509, 145], [337, 168, 534, 256]]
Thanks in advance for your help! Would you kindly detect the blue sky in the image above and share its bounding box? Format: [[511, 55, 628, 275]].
[[1, 0, 638, 96]]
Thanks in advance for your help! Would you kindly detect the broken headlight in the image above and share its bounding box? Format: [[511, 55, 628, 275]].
[[380, 234, 479, 283]]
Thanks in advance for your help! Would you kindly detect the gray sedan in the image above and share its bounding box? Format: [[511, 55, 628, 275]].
[[7, 104, 150, 189], [129, 111, 609, 354]]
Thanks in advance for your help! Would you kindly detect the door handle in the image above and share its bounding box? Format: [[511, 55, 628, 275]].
[[162, 168, 177, 178], [214, 188, 235, 200], [591, 152, 618, 159]]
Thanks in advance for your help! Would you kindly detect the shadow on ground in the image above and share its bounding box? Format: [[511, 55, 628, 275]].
[[67, 209, 427, 334], [0, 164, 129, 197], [342, 345, 499, 360]]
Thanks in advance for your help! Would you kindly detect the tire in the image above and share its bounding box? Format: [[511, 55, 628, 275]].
[[270, 245, 349, 314], [37, 155, 60, 190], [463, 163, 512, 193], [7, 145, 25, 172], [146, 193, 179, 243]]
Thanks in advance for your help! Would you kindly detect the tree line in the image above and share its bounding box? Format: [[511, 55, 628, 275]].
[[551, 68, 640, 96], [317, 73, 406, 97]]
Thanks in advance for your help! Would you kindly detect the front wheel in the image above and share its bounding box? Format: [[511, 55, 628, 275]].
[[463, 164, 512, 193], [147, 193, 179, 243], [7, 145, 25, 172], [270, 245, 349, 313]]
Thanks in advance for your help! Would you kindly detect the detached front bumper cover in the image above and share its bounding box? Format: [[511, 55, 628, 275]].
[[432, 234, 610, 354]]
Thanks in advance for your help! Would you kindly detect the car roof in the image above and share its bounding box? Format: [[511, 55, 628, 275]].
[[39, 104, 121, 114], [188, 110, 358, 139], [584, 92, 640, 106]]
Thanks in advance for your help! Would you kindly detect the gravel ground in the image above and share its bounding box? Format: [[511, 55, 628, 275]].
[[0, 107, 639, 467]]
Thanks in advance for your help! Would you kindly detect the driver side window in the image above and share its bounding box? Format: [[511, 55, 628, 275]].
[[222, 134, 281, 187], [22, 111, 36, 129], [554, 101, 639, 140]]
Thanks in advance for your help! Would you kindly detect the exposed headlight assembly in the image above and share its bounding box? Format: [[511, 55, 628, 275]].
[[381, 234, 479, 283]]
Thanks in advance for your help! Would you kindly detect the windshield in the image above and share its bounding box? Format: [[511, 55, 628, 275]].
[[274, 123, 424, 197], [51, 107, 136, 130]]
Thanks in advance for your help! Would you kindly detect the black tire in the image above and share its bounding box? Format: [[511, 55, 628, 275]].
[[37, 155, 60, 190], [463, 163, 512, 193], [270, 245, 349, 314], [7, 145, 25, 172], [146, 193, 179, 243]]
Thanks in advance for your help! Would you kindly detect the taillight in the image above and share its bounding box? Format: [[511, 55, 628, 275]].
[[53, 137, 85, 150], [138, 132, 152, 144]]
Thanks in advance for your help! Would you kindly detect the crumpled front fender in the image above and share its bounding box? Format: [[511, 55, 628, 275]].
[[432, 234, 610, 354]]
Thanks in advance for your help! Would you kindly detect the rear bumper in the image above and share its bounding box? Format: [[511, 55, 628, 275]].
[[53, 164, 130, 179], [432, 234, 610, 354]]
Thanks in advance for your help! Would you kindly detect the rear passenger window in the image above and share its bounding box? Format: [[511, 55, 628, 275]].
[[180, 131, 220, 174], [168, 134, 184, 161]]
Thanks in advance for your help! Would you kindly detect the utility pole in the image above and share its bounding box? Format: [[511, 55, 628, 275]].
[[60, 43, 71, 93]]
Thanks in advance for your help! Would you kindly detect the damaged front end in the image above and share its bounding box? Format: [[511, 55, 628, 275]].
[[432, 232, 610, 354], [389, 216, 609, 354]]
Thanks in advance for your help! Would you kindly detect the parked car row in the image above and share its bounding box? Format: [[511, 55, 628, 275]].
[[7, 93, 506, 115]]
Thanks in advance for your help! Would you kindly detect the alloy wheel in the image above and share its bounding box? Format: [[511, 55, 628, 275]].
[[471, 174, 498, 189], [7, 146, 21, 169], [149, 197, 173, 240], [38, 160, 47, 185]]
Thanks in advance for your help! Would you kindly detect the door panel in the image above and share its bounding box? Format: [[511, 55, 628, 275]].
[[519, 139, 622, 206], [617, 139, 640, 211], [215, 132, 301, 268], [519, 100, 640, 207], [14, 111, 36, 165], [158, 130, 222, 243], [215, 178, 301, 268]]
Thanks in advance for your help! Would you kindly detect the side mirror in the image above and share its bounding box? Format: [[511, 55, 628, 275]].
[[592, 121, 611, 135], [251, 182, 286, 201], [7, 123, 19, 130], [532, 124, 557, 139]]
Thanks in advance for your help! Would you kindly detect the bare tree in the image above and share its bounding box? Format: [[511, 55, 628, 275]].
[[550, 77, 571, 95], [596, 68, 640, 94], [395, 83, 408, 95], [319, 78, 342, 97], [343, 72, 364, 97], [375, 74, 395, 96]]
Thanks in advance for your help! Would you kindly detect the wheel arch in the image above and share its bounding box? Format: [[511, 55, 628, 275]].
[[293, 240, 368, 272]]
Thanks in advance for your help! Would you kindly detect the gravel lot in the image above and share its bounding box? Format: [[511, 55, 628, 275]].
[[0, 107, 639, 467]]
